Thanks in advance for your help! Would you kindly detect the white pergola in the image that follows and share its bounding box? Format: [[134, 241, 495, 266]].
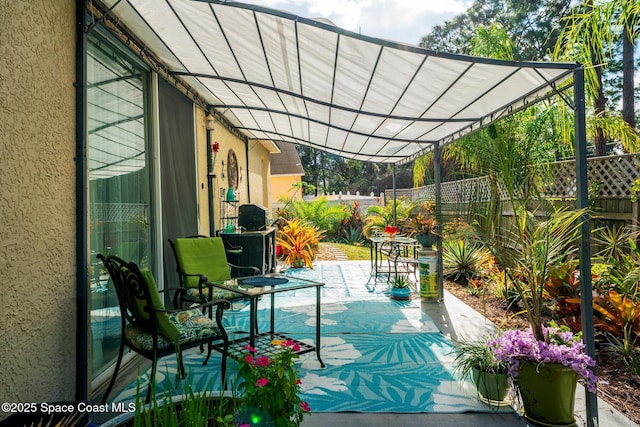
[[83, 1, 597, 424]]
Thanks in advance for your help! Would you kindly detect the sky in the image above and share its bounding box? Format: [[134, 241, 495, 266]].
[[237, 0, 474, 46]]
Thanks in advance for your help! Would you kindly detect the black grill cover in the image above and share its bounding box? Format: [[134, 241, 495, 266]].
[[238, 204, 267, 231]]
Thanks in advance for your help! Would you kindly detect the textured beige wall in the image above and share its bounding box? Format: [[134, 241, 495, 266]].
[[247, 143, 272, 208], [0, 0, 77, 412]]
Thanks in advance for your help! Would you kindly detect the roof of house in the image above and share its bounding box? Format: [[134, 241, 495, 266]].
[[270, 142, 305, 176]]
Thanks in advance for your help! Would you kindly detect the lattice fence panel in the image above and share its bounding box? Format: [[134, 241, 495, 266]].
[[543, 154, 640, 199], [92, 203, 148, 222], [391, 154, 640, 204]]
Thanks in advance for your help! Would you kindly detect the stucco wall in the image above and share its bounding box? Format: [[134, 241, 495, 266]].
[[247, 143, 272, 208], [271, 175, 302, 205], [0, 0, 77, 413]]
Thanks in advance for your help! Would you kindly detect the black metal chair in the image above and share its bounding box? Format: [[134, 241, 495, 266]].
[[97, 254, 231, 404]]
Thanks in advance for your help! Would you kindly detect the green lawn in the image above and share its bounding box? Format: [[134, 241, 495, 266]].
[[322, 242, 371, 260]]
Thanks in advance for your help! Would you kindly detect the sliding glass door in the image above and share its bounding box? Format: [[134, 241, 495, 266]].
[[87, 31, 152, 379]]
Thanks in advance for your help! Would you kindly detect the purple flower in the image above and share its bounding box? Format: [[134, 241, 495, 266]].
[[489, 325, 598, 393]]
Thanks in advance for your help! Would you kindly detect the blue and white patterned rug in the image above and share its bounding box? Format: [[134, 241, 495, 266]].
[[112, 262, 510, 414]]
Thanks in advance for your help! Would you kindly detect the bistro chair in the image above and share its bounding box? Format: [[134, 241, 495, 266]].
[[96, 254, 231, 404], [169, 236, 259, 309]]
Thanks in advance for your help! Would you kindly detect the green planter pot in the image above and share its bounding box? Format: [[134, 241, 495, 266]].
[[415, 233, 437, 247], [472, 368, 510, 403], [517, 361, 578, 427]]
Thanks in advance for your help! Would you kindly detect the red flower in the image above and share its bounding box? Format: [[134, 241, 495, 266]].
[[244, 354, 254, 364], [384, 225, 398, 235], [256, 378, 269, 387], [300, 401, 311, 412], [211, 141, 220, 153]]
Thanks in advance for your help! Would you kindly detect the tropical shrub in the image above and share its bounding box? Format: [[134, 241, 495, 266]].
[[287, 197, 348, 238], [362, 199, 413, 237], [276, 218, 324, 268], [592, 290, 640, 341], [480, 206, 586, 342], [442, 217, 479, 242], [338, 202, 365, 245]]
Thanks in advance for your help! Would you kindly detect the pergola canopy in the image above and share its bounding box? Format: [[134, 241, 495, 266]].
[[97, 0, 579, 164]]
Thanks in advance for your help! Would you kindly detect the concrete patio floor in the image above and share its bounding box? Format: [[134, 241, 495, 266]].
[[96, 260, 636, 426], [299, 261, 636, 427]]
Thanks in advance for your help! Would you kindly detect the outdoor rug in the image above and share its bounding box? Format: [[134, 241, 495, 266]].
[[111, 262, 510, 414]]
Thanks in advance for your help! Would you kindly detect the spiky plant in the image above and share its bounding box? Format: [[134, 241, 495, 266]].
[[276, 218, 325, 268]]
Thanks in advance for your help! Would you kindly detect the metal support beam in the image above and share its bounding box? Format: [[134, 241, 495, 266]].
[[575, 67, 598, 427], [434, 143, 444, 301], [75, 0, 89, 402], [392, 163, 397, 226]]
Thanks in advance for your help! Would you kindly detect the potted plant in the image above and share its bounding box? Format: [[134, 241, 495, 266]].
[[481, 206, 598, 426], [235, 340, 311, 427], [389, 275, 412, 299], [489, 323, 597, 426], [403, 212, 439, 247], [452, 337, 510, 404]]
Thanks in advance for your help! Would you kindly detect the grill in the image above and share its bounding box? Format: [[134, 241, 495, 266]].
[[238, 204, 267, 231]]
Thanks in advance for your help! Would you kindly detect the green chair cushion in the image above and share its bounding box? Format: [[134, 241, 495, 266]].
[[139, 269, 181, 343], [174, 237, 231, 289]]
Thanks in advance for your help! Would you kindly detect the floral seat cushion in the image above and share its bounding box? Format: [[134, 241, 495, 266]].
[[125, 309, 222, 351], [184, 287, 243, 302]]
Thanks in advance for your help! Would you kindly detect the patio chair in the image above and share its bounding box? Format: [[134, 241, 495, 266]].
[[169, 235, 259, 309], [96, 254, 231, 404]]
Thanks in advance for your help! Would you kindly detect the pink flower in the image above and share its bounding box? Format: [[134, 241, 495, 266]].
[[256, 378, 269, 387], [296, 379, 302, 385], [244, 354, 254, 364], [300, 401, 311, 412], [255, 356, 270, 367], [243, 344, 256, 353]]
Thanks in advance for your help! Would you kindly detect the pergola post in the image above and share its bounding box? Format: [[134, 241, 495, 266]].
[[393, 163, 397, 226], [574, 67, 598, 427], [434, 143, 444, 301]]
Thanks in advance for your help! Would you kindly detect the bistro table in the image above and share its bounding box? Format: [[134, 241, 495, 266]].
[[208, 274, 325, 367], [367, 235, 420, 287]]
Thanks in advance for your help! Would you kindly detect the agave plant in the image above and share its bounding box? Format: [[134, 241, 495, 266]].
[[442, 239, 494, 284], [276, 218, 325, 268]]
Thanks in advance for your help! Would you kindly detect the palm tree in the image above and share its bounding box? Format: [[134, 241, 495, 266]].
[[553, 0, 639, 155]]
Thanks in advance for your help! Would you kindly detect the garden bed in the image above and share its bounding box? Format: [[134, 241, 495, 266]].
[[445, 279, 640, 426]]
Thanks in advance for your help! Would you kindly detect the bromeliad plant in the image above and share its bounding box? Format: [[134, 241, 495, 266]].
[[235, 341, 311, 427], [276, 218, 324, 268]]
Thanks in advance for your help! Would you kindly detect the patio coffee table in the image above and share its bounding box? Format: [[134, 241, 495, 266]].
[[208, 274, 325, 367]]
